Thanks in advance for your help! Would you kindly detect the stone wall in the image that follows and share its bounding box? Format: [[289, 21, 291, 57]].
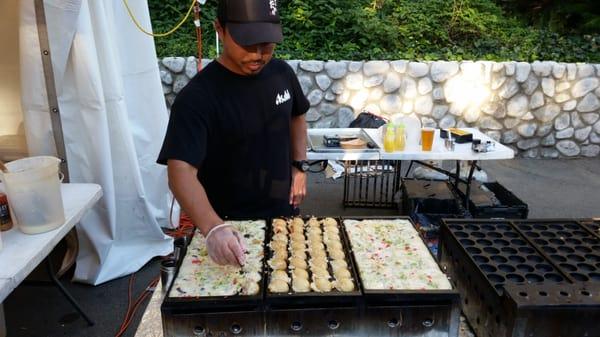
[[159, 57, 600, 158]]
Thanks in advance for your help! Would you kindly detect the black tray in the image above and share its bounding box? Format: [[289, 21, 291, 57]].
[[455, 182, 528, 219], [264, 216, 362, 310], [161, 220, 268, 315], [439, 218, 600, 337], [340, 216, 460, 305]]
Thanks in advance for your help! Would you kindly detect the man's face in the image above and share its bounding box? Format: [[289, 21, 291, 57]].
[[215, 21, 275, 76]]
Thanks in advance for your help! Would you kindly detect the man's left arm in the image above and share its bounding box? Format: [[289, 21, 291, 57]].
[[289, 114, 307, 208]]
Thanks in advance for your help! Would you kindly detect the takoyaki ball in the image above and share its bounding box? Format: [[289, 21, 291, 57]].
[[311, 266, 330, 278], [290, 241, 306, 251], [272, 233, 288, 243], [292, 277, 311, 292], [270, 240, 287, 251], [290, 233, 305, 243], [311, 278, 333, 292], [334, 268, 351, 279], [291, 250, 307, 260], [335, 278, 355, 292], [307, 227, 322, 235], [269, 279, 289, 293], [309, 249, 327, 260], [307, 217, 320, 227], [269, 258, 287, 270], [323, 217, 337, 227], [309, 242, 325, 251], [272, 250, 288, 260], [310, 258, 328, 270], [326, 241, 343, 251], [272, 270, 290, 283], [292, 268, 309, 280], [329, 248, 345, 260], [290, 256, 308, 270], [308, 234, 322, 243], [291, 217, 305, 227], [330, 259, 348, 271]]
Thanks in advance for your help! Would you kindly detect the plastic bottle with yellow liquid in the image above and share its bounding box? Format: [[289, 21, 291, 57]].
[[394, 123, 406, 151], [383, 123, 395, 152]]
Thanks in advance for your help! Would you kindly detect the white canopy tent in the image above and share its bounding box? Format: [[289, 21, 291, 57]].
[[16, 0, 175, 285]]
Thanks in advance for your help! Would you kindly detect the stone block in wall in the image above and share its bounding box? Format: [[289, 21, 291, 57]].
[[300, 61, 324, 72], [324, 61, 347, 79], [556, 140, 580, 156], [364, 61, 390, 77], [576, 93, 600, 112], [541, 148, 559, 158], [575, 126, 592, 141], [563, 100, 577, 111], [185, 57, 197, 78], [553, 63, 566, 79], [533, 103, 561, 123], [286, 60, 299, 73], [582, 113, 599, 125], [408, 62, 429, 77], [554, 113, 570, 130], [162, 57, 185, 73], [337, 107, 355, 128], [533, 61, 553, 77], [430, 61, 459, 82], [515, 62, 531, 82], [316, 74, 332, 91], [172, 75, 188, 94], [390, 60, 407, 73], [572, 78, 599, 98], [582, 145, 600, 157], [556, 127, 574, 139], [522, 74, 540, 95]]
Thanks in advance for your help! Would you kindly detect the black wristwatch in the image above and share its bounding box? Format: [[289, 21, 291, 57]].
[[291, 160, 310, 172]]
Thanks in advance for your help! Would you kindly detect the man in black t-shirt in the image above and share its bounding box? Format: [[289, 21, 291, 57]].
[[157, 0, 309, 266]]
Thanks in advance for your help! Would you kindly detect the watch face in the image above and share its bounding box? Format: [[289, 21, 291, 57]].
[[301, 162, 310, 171]]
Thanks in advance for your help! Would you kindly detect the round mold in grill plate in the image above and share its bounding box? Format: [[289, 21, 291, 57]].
[[583, 238, 599, 245], [567, 254, 585, 263], [501, 247, 518, 254], [549, 224, 564, 231], [503, 231, 519, 238], [585, 254, 600, 262], [526, 231, 540, 238], [506, 273, 525, 283], [525, 273, 544, 283], [527, 255, 544, 263], [483, 247, 500, 255], [566, 238, 582, 245], [498, 264, 516, 273], [481, 224, 495, 231], [565, 223, 580, 230], [508, 255, 526, 263], [577, 263, 595, 272], [573, 230, 590, 237], [592, 245, 600, 251], [589, 273, 600, 281], [487, 232, 502, 238], [533, 238, 548, 246], [540, 231, 556, 238], [550, 254, 567, 263], [465, 224, 479, 231], [557, 231, 572, 238], [517, 264, 535, 273], [542, 246, 557, 254], [544, 273, 565, 282], [532, 224, 548, 231], [518, 247, 536, 254], [470, 232, 485, 238], [487, 273, 505, 283], [480, 264, 497, 273], [557, 246, 575, 254], [497, 224, 512, 231], [492, 239, 510, 246], [466, 247, 482, 255], [449, 224, 464, 231], [549, 238, 565, 245], [518, 224, 533, 231], [476, 239, 493, 246], [460, 239, 476, 246], [491, 255, 508, 263], [454, 231, 468, 238], [535, 263, 554, 273], [473, 255, 490, 263], [570, 273, 590, 282], [559, 263, 577, 272]]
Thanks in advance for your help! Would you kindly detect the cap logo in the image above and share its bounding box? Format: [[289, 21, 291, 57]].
[[269, 0, 278, 16]]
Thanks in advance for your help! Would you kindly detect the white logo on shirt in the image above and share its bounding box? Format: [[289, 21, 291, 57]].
[[275, 89, 290, 106], [269, 0, 278, 15]]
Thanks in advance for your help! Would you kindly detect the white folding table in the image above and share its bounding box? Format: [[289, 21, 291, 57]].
[[307, 128, 515, 209], [0, 183, 103, 334]]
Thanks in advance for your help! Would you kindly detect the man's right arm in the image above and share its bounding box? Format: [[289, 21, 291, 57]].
[[167, 159, 245, 266]]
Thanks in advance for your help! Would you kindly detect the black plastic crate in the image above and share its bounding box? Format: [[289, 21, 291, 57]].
[[439, 219, 600, 337], [456, 181, 528, 219], [402, 179, 460, 215]]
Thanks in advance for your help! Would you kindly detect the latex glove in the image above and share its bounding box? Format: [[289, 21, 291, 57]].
[[289, 168, 307, 208], [205, 224, 247, 266]]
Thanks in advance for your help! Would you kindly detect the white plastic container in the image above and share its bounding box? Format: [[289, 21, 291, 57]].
[[0, 156, 65, 234]]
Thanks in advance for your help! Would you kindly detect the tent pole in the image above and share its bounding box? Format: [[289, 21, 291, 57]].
[[34, 0, 70, 183]]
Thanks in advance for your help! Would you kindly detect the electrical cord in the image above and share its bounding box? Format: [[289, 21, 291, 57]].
[[122, 0, 196, 37]]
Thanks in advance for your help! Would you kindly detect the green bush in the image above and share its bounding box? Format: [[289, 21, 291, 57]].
[[147, 0, 600, 62]]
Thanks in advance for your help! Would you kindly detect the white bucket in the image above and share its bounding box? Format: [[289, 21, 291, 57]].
[[0, 156, 65, 234]]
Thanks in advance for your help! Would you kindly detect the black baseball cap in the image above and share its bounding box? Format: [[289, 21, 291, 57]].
[[217, 0, 283, 46]]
